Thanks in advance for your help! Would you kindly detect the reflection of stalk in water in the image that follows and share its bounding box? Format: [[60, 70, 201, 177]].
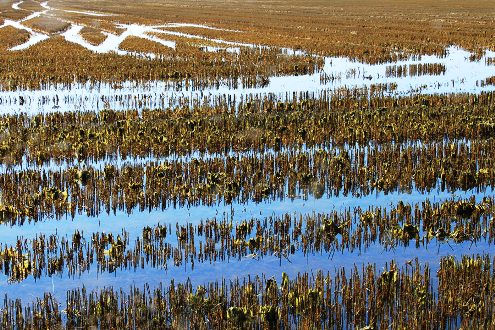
[[0, 194, 493, 284], [1, 255, 494, 328]]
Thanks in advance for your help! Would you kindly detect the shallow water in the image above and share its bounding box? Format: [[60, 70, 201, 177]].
[[0, 46, 493, 114], [0, 184, 489, 246], [0, 138, 465, 173], [0, 226, 489, 302]]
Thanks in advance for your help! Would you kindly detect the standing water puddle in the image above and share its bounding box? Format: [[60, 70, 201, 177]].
[[0, 46, 493, 113]]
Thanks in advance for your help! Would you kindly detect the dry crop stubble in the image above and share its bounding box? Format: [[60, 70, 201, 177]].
[[78, 26, 107, 45], [48, 0, 495, 59], [0, 26, 30, 49], [23, 15, 71, 34]]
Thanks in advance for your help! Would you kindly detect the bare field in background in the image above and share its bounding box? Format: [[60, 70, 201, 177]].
[[50, 0, 495, 58]]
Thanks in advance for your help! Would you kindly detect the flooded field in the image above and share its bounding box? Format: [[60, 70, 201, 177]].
[[0, 46, 494, 114], [0, 0, 495, 329]]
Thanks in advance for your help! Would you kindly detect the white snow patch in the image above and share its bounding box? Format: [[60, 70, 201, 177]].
[[62, 24, 175, 55], [39, 2, 51, 10], [19, 10, 48, 22], [39, 1, 114, 17], [64, 10, 114, 17], [156, 23, 240, 33], [12, 1, 23, 10], [152, 28, 257, 49]]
